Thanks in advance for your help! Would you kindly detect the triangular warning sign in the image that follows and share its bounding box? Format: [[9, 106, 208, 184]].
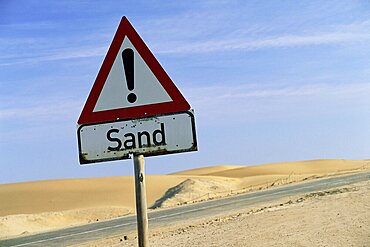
[[78, 17, 190, 125]]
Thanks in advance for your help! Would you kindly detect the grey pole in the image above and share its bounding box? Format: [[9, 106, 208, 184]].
[[133, 154, 149, 247]]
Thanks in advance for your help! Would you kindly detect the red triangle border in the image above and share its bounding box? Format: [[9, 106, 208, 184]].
[[78, 17, 190, 125]]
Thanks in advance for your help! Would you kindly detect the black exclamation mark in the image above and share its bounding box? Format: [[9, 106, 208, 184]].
[[122, 48, 137, 103]]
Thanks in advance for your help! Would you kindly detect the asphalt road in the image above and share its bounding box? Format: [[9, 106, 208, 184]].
[[1, 171, 369, 247]]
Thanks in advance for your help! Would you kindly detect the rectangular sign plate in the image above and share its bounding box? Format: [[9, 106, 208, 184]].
[[77, 110, 197, 164]]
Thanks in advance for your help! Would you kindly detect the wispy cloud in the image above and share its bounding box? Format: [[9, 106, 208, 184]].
[[186, 81, 370, 101], [0, 46, 107, 66], [0, 97, 83, 122], [2, 6, 370, 65], [0, 91, 86, 145], [0, 19, 112, 66], [3, 26, 367, 66], [155, 20, 370, 54], [2, 82, 368, 124], [184, 82, 370, 124]]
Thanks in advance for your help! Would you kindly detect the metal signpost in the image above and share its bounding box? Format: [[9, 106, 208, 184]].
[[76, 17, 197, 247]]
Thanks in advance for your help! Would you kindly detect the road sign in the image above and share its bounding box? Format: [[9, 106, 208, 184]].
[[78, 17, 190, 125], [77, 16, 197, 164], [77, 17, 198, 247], [78, 110, 197, 164]]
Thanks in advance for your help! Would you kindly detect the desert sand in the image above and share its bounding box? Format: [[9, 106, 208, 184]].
[[75, 180, 370, 247], [0, 159, 369, 239]]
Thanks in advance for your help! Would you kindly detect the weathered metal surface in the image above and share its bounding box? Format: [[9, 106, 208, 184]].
[[77, 110, 197, 164], [133, 154, 149, 247]]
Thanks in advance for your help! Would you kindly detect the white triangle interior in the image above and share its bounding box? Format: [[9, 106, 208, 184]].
[[93, 37, 173, 112]]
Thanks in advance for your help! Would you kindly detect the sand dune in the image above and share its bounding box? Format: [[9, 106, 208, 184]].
[[157, 159, 369, 208], [150, 177, 240, 209], [176, 159, 368, 177], [171, 165, 242, 176], [0, 175, 194, 217], [0, 175, 190, 238], [1, 159, 369, 239]]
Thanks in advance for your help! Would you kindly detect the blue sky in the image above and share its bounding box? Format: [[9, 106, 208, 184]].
[[1, 1, 370, 184]]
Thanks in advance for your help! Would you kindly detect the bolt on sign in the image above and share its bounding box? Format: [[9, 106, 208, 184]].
[[77, 17, 198, 164]]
